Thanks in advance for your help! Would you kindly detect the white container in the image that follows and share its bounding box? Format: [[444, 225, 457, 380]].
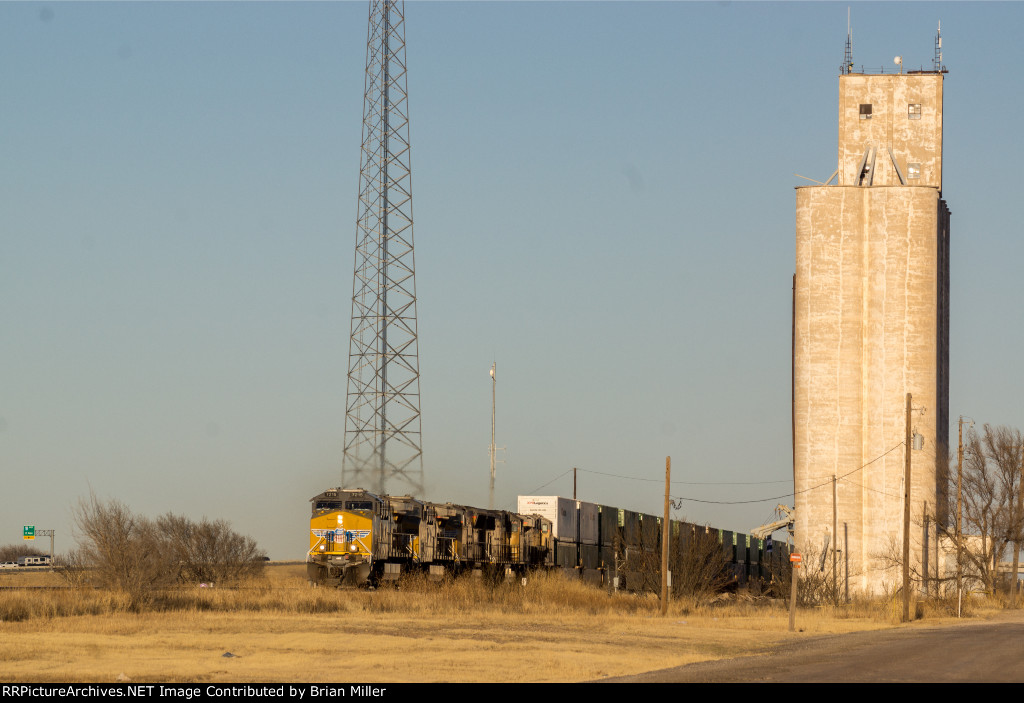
[[518, 496, 577, 542]]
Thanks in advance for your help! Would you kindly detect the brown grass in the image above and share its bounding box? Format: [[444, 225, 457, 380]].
[[0, 564, 1003, 683]]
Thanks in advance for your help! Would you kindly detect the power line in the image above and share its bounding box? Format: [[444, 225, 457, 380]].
[[526, 469, 573, 496], [671, 492, 795, 506], [671, 442, 913, 503], [578, 468, 790, 486], [525, 442, 906, 506], [838, 475, 901, 499], [834, 441, 905, 482], [789, 442, 906, 500]]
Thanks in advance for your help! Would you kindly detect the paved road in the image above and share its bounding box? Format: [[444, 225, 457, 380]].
[[603, 612, 1024, 683]]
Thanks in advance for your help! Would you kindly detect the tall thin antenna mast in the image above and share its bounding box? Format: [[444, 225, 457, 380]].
[[489, 363, 496, 509], [487, 362, 507, 509], [933, 21, 944, 72], [342, 0, 424, 497], [842, 7, 854, 74]]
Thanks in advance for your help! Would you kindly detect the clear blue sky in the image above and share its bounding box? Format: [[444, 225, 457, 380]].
[[3, 1, 1022, 559]]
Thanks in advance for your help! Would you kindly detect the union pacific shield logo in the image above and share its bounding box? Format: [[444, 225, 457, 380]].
[[312, 528, 370, 541]]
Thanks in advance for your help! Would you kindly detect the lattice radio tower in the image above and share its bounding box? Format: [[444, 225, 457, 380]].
[[342, 0, 423, 496]]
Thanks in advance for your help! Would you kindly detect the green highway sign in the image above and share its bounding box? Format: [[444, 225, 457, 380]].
[[23, 525, 35, 540]]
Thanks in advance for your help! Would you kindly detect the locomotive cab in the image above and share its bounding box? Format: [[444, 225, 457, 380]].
[[307, 488, 380, 587]]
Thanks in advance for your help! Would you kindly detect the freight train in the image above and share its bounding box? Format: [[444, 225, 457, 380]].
[[306, 488, 791, 589]]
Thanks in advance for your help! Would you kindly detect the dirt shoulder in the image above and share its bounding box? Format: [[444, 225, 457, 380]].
[[1, 610, 795, 683]]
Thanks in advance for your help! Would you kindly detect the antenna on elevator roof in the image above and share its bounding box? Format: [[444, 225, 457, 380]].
[[933, 20, 946, 73], [842, 8, 854, 75]]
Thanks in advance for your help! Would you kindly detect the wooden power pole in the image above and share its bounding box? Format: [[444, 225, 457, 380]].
[[957, 417, 964, 617], [833, 474, 838, 606], [1014, 451, 1024, 607], [661, 456, 671, 616], [903, 392, 912, 623]]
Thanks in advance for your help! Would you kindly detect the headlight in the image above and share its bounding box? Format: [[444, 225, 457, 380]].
[[349, 544, 358, 552], [319, 545, 326, 551]]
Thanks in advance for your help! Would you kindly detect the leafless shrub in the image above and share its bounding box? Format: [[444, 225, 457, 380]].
[[870, 533, 967, 620], [762, 552, 792, 600], [786, 546, 842, 607], [669, 526, 732, 609], [71, 493, 173, 607], [70, 493, 265, 607], [156, 513, 265, 585]]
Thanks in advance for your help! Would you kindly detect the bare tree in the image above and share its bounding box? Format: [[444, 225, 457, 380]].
[[70, 492, 174, 605], [958, 425, 1024, 594]]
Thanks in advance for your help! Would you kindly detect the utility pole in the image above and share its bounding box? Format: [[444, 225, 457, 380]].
[[832, 474, 838, 606], [489, 363, 496, 509], [844, 522, 849, 603], [573, 467, 577, 501], [903, 392, 912, 623], [661, 456, 671, 616], [956, 415, 973, 617], [1014, 449, 1024, 607], [957, 416, 964, 617], [923, 500, 930, 596], [789, 554, 800, 632]]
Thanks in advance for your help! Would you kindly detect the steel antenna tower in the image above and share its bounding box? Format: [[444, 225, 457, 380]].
[[841, 7, 854, 74], [342, 0, 423, 496]]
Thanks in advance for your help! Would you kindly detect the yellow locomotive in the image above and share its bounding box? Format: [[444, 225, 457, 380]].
[[307, 488, 554, 587]]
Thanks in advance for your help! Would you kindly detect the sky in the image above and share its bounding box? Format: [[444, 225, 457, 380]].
[[3, 1, 1024, 560]]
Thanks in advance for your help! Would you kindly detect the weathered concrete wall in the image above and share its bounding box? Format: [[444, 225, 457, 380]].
[[794, 185, 948, 593], [837, 74, 943, 188]]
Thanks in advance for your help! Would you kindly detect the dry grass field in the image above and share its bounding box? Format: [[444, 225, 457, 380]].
[[0, 564, 976, 683]]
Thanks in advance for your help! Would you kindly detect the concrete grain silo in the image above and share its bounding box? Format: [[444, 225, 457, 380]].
[[793, 44, 950, 594]]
